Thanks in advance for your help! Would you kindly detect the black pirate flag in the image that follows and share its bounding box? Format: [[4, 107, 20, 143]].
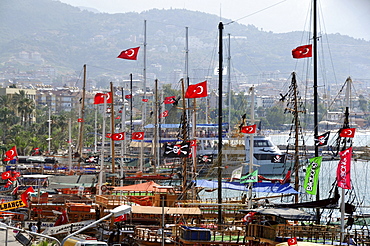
[[84, 156, 99, 163], [271, 154, 286, 163], [314, 131, 330, 146], [163, 142, 190, 158], [198, 154, 214, 164]]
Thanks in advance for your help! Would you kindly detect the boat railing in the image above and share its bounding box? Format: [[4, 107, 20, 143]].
[[95, 195, 131, 207], [276, 224, 341, 244]]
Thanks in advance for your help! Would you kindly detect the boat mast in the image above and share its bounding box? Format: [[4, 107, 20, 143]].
[[227, 33, 232, 136], [68, 118, 72, 173], [110, 82, 116, 186], [77, 64, 86, 169], [120, 85, 126, 187], [248, 86, 255, 209], [340, 77, 352, 241], [313, 0, 320, 223], [217, 21, 224, 225], [140, 20, 147, 173], [153, 79, 158, 174], [180, 78, 188, 194], [98, 95, 107, 195], [291, 73, 300, 204]]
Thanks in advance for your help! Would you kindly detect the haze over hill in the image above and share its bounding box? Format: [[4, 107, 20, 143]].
[[0, 0, 369, 89]]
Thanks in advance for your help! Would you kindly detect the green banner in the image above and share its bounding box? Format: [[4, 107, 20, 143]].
[[304, 156, 322, 195], [241, 169, 258, 183]]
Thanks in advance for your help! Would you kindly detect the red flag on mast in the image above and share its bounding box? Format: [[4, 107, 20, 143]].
[[185, 81, 208, 98], [94, 92, 112, 104], [292, 44, 312, 59], [117, 47, 140, 60]]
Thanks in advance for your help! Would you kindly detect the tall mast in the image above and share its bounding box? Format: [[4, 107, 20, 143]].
[[248, 87, 255, 209], [140, 20, 147, 173], [121, 86, 126, 187], [180, 79, 188, 194], [292, 73, 300, 204], [340, 77, 352, 241], [217, 21, 224, 225], [98, 95, 107, 195], [110, 82, 116, 186], [77, 64, 86, 169], [153, 79, 158, 174], [313, 0, 320, 223], [227, 33, 232, 136]]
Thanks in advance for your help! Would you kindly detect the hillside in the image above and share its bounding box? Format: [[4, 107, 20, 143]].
[[0, 0, 370, 86]]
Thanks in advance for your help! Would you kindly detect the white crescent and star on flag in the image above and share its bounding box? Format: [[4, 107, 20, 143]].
[[301, 47, 310, 55], [194, 85, 204, 94], [125, 49, 135, 57], [246, 126, 254, 133]]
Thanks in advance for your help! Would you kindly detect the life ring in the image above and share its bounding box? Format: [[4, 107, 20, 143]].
[[242, 212, 256, 223], [101, 185, 107, 192]]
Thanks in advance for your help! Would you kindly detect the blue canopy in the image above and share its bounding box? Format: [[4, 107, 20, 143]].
[[193, 179, 298, 194]]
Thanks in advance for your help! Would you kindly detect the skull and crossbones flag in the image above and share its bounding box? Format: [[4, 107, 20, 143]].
[[163, 142, 190, 158], [314, 131, 330, 146], [271, 154, 286, 163], [198, 154, 213, 164], [84, 156, 99, 163]]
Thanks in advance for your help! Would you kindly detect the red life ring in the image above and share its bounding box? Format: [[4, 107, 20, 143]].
[[101, 185, 107, 192], [242, 212, 256, 223]]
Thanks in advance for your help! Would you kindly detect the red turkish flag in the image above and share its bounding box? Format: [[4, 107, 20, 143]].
[[1, 171, 12, 180], [132, 132, 144, 140], [4, 180, 12, 188], [111, 132, 125, 141], [287, 237, 298, 246], [185, 81, 208, 98], [21, 186, 35, 206], [189, 140, 197, 147], [117, 47, 140, 60], [142, 99, 148, 102], [241, 124, 257, 134], [292, 44, 312, 59], [159, 110, 169, 118], [339, 128, 356, 138], [106, 133, 112, 138], [164, 96, 176, 104], [114, 214, 127, 222], [115, 116, 121, 119], [77, 118, 84, 122], [94, 92, 112, 104], [3, 146, 17, 162], [125, 94, 132, 99]]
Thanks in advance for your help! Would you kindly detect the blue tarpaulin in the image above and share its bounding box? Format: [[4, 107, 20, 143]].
[[193, 179, 298, 194]]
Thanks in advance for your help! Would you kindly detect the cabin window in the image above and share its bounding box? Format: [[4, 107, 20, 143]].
[[254, 140, 273, 147]]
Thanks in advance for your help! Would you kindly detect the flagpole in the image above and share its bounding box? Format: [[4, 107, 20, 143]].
[[340, 77, 352, 241], [68, 118, 72, 173], [94, 105, 98, 154], [154, 79, 158, 174], [140, 20, 147, 174], [77, 64, 86, 169], [121, 86, 126, 187], [98, 95, 107, 196], [227, 33, 232, 136], [248, 86, 255, 209], [110, 82, 116, 186]]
